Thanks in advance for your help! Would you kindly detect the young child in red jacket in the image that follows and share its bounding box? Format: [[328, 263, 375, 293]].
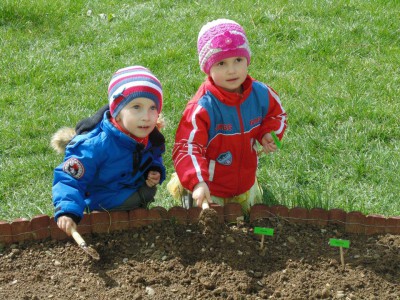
[[168, 19, 287, 213]]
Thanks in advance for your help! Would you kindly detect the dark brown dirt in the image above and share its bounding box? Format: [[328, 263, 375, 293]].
[[198, 208, 221, 235], [0, 216, 399, 300]]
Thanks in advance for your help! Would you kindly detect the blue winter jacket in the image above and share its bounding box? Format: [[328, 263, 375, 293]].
[[52, 112, 166, 222]]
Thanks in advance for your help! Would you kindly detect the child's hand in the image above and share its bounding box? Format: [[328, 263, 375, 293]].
[[261, 132, 278, 154], [193, 181, 211, 207], [146, 170, 161, 188], [57, 215, 77, 236]]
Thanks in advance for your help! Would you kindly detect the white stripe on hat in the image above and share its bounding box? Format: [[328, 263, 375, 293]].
[[109, 80, 163, 103], [109, 72, 160, 91]]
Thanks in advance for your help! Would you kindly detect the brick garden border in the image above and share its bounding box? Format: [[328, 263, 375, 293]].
[[1, 204, 399, 245]]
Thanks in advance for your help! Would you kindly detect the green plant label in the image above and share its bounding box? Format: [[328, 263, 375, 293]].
[[254, 227, 274, 236], [271, 131, 282, 149], [329, 238, 350, 248]]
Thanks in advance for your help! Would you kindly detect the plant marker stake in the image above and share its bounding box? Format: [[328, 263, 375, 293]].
[[271, 131, 282, 149], [257, 131, 282, 156], [329, 238, 350, 269], [254, 227, 274, 249]]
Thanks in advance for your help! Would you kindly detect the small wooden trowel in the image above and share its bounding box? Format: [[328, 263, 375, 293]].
[[202, 200, 210, 210], [198, 199, 219, 234], [70, 227, 100, 260], [198, 199, 210, 220]]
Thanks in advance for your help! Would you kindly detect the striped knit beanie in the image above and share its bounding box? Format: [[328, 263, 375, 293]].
[[197, 19, 251, 75], [108, 66, 163, 118]]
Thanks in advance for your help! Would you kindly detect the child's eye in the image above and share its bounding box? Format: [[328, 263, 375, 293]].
[[236, 58, 242, 62], [150, 105, 157, 110], [218, 61, 225, 66], [132, 105, 140, 109]]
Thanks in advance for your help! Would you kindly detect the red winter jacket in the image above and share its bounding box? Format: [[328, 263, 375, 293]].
[[172, 75, 287, 197]]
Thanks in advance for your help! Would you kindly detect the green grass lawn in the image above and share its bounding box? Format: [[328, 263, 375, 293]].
[[1, 0, 399, 221]]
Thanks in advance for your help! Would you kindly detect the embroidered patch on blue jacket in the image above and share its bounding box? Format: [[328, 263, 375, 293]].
[[63, 158, 85, 179]]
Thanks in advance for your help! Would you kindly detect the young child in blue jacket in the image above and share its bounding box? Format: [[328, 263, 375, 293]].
[[52, 66, 166, 236]]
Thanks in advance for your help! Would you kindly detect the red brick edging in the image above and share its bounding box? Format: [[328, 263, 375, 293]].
[[0, 204, 399, 245]]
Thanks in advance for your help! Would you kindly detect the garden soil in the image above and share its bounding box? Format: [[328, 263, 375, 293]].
[[0, 214, 399, 300]]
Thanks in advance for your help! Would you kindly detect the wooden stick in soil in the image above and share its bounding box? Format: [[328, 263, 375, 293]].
[[260, 235, 265, 249], [70, 227, 100, 260], [340, 247, 345, 269]]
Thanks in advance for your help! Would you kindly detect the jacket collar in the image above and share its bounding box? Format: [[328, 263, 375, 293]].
[[110, 117, 148, 147], [205, 75, 253, 106]]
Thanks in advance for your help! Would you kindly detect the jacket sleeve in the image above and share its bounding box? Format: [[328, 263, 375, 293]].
[[143, 127, 166, 183], [148, 155, 166, 184], [257, 85, 288, 142], [52, 139, 101, 222], [172, 101, 211, 192]]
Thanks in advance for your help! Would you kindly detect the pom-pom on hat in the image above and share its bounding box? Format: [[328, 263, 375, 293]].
[[108, 66, 163, 118], [197, 19, 251, 74]]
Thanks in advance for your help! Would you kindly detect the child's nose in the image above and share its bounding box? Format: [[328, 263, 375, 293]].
[[142, 110, 152, 120], [227, 64, 235, 73]]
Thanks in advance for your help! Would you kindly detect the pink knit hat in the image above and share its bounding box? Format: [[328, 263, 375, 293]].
[[108, 66, 163, 118], [197, 19, 251, 74]]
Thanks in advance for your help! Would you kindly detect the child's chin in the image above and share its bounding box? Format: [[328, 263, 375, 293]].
[[135, 127, 153, 136]]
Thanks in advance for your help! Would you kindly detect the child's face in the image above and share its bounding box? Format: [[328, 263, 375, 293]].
[[209, 57, 248, 93], [116, 97, 158, 138]]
